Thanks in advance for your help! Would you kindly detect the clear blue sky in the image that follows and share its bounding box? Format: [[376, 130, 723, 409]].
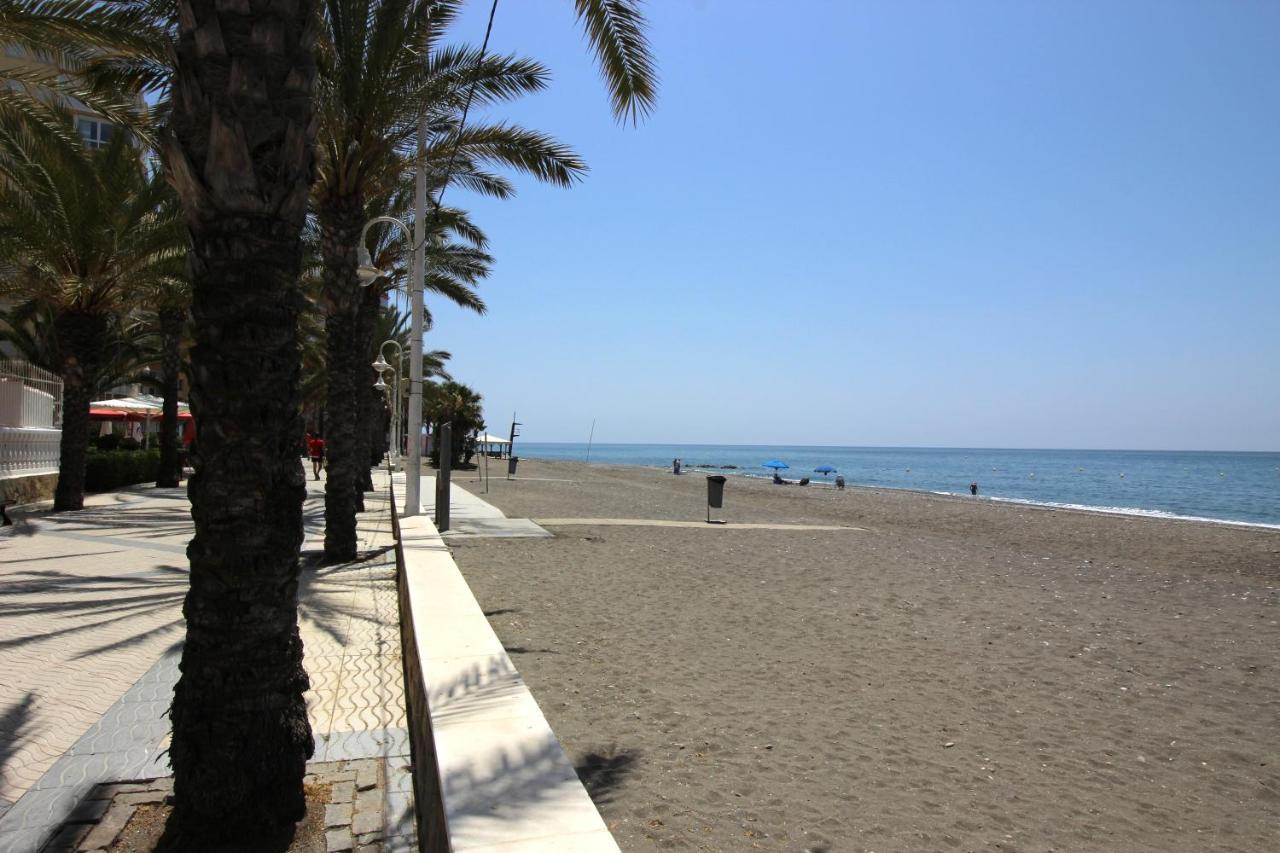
[[422, 0, 1279, 450]]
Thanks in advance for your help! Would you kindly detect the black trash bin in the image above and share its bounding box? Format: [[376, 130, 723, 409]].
[[507, 456, 519, 479], [706, 475, 726, 523]]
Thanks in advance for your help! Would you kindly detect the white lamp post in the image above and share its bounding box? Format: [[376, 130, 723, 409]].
[[357, 215, 423, 516], [372, 340, 408, 468]]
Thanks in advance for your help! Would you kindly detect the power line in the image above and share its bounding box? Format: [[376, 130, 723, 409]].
[[417, 0, 500, 251]]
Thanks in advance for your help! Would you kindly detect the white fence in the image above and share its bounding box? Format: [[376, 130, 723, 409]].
[[0, 426, 60, 477], [0, 361, 62, 479], [0, 361, 62, 428]]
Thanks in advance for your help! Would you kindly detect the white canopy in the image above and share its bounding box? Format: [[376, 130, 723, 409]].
[[476, 433, 510, 445], [91, 394, 190, 415]]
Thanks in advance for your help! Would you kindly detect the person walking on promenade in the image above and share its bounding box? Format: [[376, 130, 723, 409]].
[[309, 434, 326, 480]]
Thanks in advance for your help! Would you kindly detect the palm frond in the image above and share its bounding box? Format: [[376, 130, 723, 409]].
[[416, 122, 587, 189], [0, 0, 171, 142], [573, 0, 658, 125]]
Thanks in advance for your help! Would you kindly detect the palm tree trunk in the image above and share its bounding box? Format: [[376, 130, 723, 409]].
[[353, 286, 379, 497], [156, 307, 184, 488], [320, 198, 363, 563], [370, 389, 388, 466], [164, 0, 318, 838], [53, 311, 107, 512], [325, 306, 360, 540]]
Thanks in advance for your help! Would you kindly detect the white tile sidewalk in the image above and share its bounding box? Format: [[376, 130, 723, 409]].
[[411, 473, 551, 539], [0, 468, 414, 851], [0, 488, 192, 814]]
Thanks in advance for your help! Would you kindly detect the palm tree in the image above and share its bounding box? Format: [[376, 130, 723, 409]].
[[0, 299, 150, 392], [162, 0, 653, 839], [0, 0, 165, 161], [162, 0, 321, 837], [134, 262, 191, 488], [313, 0, 585, 562], [297, 195, 482, 478], [425, 379, 483, 468], [0, 131, 184, 510]]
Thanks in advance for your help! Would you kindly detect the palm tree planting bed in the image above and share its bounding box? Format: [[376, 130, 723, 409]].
[[45, 758, 391, 852]]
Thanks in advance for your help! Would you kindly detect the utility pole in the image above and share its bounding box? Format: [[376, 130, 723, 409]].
[[404, 112, 427, 517]]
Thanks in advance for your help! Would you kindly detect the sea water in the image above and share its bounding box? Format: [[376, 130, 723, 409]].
[[513, 444, 1280, 528]]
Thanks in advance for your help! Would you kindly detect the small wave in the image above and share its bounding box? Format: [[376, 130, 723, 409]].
[[986, 496, 1280, 530]]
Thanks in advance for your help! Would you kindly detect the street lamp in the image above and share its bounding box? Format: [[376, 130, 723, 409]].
[[357, 215, 423, 516], [372, 368, 395, 465], [371, 340, 407, 469]]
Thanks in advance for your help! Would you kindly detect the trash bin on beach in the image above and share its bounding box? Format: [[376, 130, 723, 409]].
[[706, 475, 727, 524], [507, 456, 519, 479]]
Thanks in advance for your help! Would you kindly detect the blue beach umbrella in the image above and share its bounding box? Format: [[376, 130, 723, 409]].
[[763, 460, 789, 472], [814, 465, 837, 475]]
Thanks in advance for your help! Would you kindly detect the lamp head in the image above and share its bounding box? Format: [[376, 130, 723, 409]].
[[371, 355, 390, 373], [356, 247, 384, 285], [373, 376, 388, 391]]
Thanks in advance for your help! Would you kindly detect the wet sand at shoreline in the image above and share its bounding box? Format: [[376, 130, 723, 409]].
[[450, 458, 1280, 851]]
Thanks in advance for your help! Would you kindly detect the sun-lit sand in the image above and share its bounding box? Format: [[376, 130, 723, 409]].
[[450, 458, 1279, 851]]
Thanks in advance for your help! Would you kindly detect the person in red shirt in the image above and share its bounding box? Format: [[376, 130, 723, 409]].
[[308, 434, 326, 480]]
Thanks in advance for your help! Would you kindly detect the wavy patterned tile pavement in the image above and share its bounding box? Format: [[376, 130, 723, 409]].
[[299, 488, 408, 747]]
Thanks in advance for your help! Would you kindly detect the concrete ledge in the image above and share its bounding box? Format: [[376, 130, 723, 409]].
[[0, 472, 56, 507], [397, 515, 618, 852]]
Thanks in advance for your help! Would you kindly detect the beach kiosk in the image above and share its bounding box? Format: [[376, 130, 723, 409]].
[[476, 432, 512, 458]]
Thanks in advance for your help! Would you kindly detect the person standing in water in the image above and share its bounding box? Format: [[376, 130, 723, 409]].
[[970, 482, 978, 496]]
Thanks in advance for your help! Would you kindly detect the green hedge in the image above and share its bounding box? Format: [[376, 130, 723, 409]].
[[85, 449, 162, 492]]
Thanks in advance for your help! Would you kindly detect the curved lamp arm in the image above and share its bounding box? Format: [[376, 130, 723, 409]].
[[372, 339, 405, 375], [357, 216, 412, 286]]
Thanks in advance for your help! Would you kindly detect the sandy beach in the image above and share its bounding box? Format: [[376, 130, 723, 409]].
[[449, 458, 1280, 851]]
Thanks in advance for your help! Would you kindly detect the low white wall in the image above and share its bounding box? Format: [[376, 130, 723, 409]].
[[0, 426, 61, 478], [397, 514, 620, 852]]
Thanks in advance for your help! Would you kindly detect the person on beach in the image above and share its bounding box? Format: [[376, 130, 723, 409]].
[[308, 434, 326, 480], [835, 474, 845, 490], [970, 482, 979, 496], [773, 472, 784, 485], [673, 458, 682, 475]]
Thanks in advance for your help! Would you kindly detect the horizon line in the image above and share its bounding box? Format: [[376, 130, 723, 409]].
[[511, 441, 1280, 454]]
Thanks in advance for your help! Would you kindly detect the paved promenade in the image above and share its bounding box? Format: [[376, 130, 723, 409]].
[[0, 471, 414, 852], [416, 473, 552, 539]]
